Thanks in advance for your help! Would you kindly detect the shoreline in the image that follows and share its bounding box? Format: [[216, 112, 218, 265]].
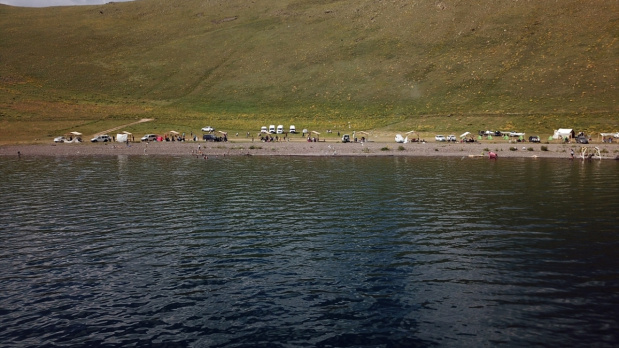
[[1, 141, 618, 160]]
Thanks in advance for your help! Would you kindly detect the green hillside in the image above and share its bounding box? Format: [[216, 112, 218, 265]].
[[0, 0, 617, 142]]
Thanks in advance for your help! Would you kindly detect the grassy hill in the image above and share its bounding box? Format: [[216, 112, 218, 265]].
[[0, 0, 617, 142]]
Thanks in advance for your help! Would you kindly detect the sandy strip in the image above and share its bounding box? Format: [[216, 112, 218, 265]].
[[2, 140, 618, 160]]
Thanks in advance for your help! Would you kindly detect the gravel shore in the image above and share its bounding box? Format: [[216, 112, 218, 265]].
[[2, 140, 618, 159]]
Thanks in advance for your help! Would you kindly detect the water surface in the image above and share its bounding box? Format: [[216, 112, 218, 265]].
[[1, 156, 617, 347]]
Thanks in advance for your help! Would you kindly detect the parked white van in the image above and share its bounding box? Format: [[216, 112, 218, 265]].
[[290, 125, 296, 133], [277, 125, 284, 134], [269, 125, 276, 134], [261, 126, 268, 133]]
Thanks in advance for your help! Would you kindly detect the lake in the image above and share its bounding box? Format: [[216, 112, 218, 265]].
[[0, 156, 617, 347]]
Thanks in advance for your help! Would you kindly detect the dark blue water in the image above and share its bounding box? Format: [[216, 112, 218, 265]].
[[1, 156, 618, 347]]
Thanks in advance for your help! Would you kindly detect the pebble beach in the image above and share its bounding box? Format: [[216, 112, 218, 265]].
[[1, 140, 617, 159]]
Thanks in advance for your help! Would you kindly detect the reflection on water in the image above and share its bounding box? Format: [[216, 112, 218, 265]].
[[0, 156, 617, 347]]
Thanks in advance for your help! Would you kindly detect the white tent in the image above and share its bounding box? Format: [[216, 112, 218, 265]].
[[460, 131, 470, 138], [553, 129, 574, 140], [116, 131, 132, 142], [600, 132, 619, 142], [62, 131, 83, 143]]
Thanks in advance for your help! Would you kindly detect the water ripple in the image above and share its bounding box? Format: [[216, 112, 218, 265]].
[[0, 156, 617, 347]]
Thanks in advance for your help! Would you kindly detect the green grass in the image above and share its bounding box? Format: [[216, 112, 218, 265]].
[[0, 0, 617, 143]]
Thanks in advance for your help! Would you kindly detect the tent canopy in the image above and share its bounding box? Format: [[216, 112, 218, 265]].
[[311, 131, 320, 135], [460, 131, 471, 138], [116, 133, 129, 142], [68, 131, 82, 136], [554, 129, 574, 139]]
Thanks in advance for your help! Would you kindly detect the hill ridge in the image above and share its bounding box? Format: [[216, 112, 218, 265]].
[[0, 0, 617, 141]]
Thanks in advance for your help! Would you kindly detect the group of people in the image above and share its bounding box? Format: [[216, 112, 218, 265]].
[[259, 135, 288, 142]]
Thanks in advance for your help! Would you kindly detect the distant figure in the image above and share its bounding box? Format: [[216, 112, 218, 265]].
[[570, 149, 574, 159], [488, 151, 498, 159]]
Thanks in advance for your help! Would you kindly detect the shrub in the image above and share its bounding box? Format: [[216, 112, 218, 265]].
[[509, 147, 517, 151], [381, 147, 390, 151], [527, 147, 534, 151], [249, 145, 262, 149], [541, 145, 548, 151], [398, 145, 405, 151]]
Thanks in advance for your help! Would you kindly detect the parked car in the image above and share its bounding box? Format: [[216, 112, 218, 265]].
[[203, 134, 218, 142], [269, 125, 276, 134], [141, 134, 158, 142], [342, 134, 351, 143], [91, 135, 111, 142], [435, 135, 446, 142], [201, 126, 214, 132], [528, 135, 541, 143], [54, 136, 66, 143], [260, 126, 268, 133], [576, 136, 589, 144], [289, 125, 296, 133], [277, 125, 284, 134], [447, 135, 457, 142]]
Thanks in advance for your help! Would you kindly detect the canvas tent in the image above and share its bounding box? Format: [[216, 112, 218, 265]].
[[357, 131, 370, 142], [553, 129, 575, 140], [404, 130, 421, 142], [116, 131, 132, 142], [62, 131, 83, 143], [600, 132, 619, 142]]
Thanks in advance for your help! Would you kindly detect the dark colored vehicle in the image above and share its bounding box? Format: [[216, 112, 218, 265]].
[[342, 134, 351, 143], [576, 136, 589, 144], [528, 136, 540, 143], [202, 134, 227, 142]]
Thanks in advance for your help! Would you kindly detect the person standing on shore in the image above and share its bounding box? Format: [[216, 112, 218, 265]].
[[570, 149, 574, 159]]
